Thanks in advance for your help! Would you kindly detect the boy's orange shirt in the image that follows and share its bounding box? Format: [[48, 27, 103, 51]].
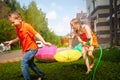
[[16, 22, 38, 53]]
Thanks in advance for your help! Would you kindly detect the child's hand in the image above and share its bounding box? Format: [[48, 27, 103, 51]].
[[82, 41, 89, 47], [82, 41, 87, 46], [3, 41, 12, 46], [44, 42, 52, 46], [86, 38, 92, 46], [86, 41, 91, 45]]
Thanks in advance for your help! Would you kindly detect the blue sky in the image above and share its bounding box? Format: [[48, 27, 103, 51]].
[[17, 0, 87, 36]]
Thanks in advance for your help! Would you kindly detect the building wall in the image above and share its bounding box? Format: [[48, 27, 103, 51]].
[[95, 0, 109, 6], [86, 0, 111, 47], [86, 0, 109, 14]]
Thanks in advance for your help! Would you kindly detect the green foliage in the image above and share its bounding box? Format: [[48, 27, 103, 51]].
[[24, 1, 61, 47], [40, 29, 62, 46], [4, 0, 18, 11], [0, 0, 23, 50], [0, 0, 11, 19], [0, 19, 20, 49], [0, 0, 61, 50], [16, 2, 26, 21], [0, 19, 16, 43], [25, 1, 48, 33]]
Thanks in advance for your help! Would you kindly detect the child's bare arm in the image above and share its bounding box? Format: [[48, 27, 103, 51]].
[[35, 33, 51, 46], [76, 35, 87, 45], [4, 37, 19, 46]]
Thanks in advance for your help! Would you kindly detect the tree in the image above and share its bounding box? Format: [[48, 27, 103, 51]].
[[25, 1, 48, 34], [0, 0, 22, 49], [16, 2, 26, 21], [0, 1, 11, 19], [4, 0, 17, 11], [0, 19, 16, 43], [0, 0, 61, 48], [25, 1, 61, 45]]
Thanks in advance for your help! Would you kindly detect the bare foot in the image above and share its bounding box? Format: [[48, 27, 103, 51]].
[[86, 69, 92, 74], [90, 63, 94, 69], [38, 77, 42, 80]]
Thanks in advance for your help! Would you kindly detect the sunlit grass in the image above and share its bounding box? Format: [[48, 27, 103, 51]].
[[0, 47, 120, 80]]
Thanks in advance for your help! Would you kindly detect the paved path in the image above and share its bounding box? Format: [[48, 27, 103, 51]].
[[0, 47, 71, 64]]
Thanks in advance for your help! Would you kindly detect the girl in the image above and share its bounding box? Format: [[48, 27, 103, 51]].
[[70, 18, 98, 74]]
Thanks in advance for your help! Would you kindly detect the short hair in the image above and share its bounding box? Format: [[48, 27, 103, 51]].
[[8, 11, 22, 20]]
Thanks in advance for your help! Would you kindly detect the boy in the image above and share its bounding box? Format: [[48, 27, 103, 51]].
[[4, 11, 51, 80]]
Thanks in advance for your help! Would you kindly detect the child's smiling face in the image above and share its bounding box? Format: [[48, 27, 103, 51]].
[[8, 14, 22, 27]]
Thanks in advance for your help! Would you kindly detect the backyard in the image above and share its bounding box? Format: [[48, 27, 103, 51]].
[[0, 47, 120, 80]]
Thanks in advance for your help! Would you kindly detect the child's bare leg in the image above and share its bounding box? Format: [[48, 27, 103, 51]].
[[85, 56, 92, 74], [88, 46, 94, 69], [89, 52, 94, 69], [82, 47, 91, 74]]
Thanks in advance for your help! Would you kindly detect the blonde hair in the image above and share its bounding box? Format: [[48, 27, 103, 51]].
[[70, 18, 81, 27], [8, 11, 22, 20], [70, 18, 82, 33]]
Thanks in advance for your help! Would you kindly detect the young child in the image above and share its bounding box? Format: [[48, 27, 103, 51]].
[[70, 18, 98, 74], [4, 11, 51, 80]]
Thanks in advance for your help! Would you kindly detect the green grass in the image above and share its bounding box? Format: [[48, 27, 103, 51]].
[[0, 47, 120, 80]]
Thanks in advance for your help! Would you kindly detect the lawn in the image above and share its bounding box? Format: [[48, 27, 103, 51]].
[[0, 47, 120, 80]]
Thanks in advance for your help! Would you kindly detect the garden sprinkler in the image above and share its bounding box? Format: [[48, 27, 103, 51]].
[[86, 39, 103, 80]]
